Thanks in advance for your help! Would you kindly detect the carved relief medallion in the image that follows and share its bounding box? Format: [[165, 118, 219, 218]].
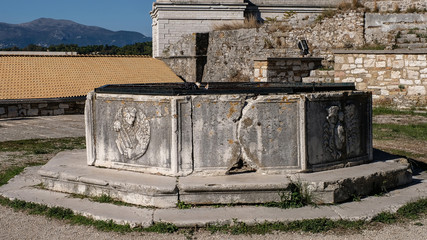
[[114, 107, 150, 160]]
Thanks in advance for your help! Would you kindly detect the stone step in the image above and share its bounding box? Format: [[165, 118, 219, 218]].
[[396, 37, 421, 44], [415, 30, 427, 35], [397, 43, 427, 49], [403, 33, 419, 38], [400, 30, 427, 35], [291, 160, 412, 204], [302, 77, 333, 83], [1, 165, 425, 228], [36, 150, 412, 206], [38, 150, 178, 208]]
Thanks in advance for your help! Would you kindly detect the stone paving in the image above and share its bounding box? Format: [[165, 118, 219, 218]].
[[0, 115, 85, 142]]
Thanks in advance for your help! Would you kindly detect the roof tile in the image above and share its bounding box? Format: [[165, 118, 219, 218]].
[[0, 56, 182, 99]]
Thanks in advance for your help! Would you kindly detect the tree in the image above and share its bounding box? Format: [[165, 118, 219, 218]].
[[1, 42, 153, 56]]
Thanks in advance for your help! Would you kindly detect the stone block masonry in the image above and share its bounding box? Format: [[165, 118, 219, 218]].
[[159, 33, 209, 83], [159, 10, 363, 83], [151, 0, 348, 58], [254, 58, 323, 82], [151, 0, 247, 57], [201, 11, 364, 82], [334, 50, 427, 109], [0, 97, 86, 119]]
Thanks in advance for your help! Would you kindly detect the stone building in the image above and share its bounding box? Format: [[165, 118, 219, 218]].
[[151, 0, 344, 57]]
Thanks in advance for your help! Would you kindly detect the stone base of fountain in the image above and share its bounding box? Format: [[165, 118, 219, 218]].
[[39, 150, 412, 208], [37, 83, 412, 207]]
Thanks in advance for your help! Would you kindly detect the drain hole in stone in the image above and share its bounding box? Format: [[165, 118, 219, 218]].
[[227, 158, 257, 175]]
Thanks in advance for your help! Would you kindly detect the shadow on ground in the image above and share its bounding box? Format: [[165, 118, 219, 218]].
[[374, 148, 427, 176]]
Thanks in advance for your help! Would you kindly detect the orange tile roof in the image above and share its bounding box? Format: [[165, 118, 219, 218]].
[[0, 55, 182, 99]]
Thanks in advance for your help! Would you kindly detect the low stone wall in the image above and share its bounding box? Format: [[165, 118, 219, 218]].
[[0, 97, 86, 119], [334, 50, 427, 109], [254, 58, 323, 82]]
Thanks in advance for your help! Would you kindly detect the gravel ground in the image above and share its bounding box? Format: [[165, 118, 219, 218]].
[[0, 204, 426, 240], [0, 115, 85, 142]]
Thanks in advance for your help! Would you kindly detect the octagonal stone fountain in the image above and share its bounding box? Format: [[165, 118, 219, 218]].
[[39, 82, 412, 208], [86, 82, 372, 175]]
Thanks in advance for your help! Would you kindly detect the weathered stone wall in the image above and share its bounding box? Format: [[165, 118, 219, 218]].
[[334, 50, 427, 109], [247, 0, 342, 6], [0, 97, 85, 119], [202, 11, 364, 82], [254, 58, 323, 82], [159, 33, 209, 82], [151, 0, 246, 57], [362, 0, 427, 12], [245, 0, 345, 25], [365, 13, 427, 46], [151, 0, 349, 57], [160, 57, 202, 83]]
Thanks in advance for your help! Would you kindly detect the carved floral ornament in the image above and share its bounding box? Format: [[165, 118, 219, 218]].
[[114, 107, 151, 160]]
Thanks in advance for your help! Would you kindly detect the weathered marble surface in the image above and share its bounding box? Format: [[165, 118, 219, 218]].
[[86, 90, 372, 176]]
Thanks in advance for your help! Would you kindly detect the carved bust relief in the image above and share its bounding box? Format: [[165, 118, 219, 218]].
[[114, 107, 150, 160]]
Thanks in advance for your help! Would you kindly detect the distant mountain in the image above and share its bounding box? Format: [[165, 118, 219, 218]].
[[0, 18, 151, 48]]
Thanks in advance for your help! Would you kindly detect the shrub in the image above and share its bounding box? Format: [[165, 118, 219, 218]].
[[213, 15, 261, 31], [338, 0, 363, 11], [373, 0, 379, 13], [406, 6, 418, 13], [393, 4, 401, 13], [266, 22, 292, 33]]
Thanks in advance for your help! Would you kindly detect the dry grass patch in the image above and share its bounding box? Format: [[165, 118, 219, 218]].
[[213, 15, 261, 31], [266, 22, 292, 33], [338, 0, 364, 11]]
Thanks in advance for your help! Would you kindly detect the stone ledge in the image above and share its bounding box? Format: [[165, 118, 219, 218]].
[[0, 97, 85, 119], [0, 168, 154, 227], [0, 164, 425, 228], [39, 150, 178, 208], [253, 57, 324, 61], [37, 150, 412, 207], [179, 174, 292, 205], [294, 160, 413, 203], [158, 55, 207, 59]]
